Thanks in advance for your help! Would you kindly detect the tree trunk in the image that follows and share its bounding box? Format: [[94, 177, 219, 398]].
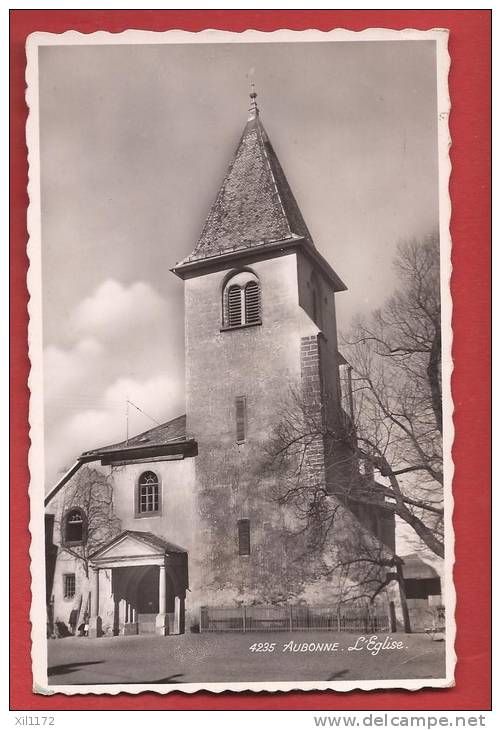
[[69, 594, 82, 635], [76, 575, 90, 630], [397, 503, 444, 558], [427, 328, 442, 434], [396, 562, 412, 633]]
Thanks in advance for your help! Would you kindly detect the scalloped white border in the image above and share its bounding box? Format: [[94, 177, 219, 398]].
[[26, 26, 454, 696]]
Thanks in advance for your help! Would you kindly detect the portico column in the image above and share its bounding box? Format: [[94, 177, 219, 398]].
[[88, 567, 102, 638], [155, 563, 169, 636], [174, 595, 185, 635], [159, 565, 166, 612]]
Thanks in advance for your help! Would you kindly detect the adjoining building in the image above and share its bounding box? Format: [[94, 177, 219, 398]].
[[400, 553, 444, 634], [45, 89, 397, 638]]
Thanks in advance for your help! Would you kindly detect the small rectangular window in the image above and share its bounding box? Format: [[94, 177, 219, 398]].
[[63, 573, 76, 600], [235, 396, 247, 443], [238, 519, 251, 556]]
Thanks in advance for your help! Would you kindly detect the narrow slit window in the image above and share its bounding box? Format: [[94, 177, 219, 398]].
[[310, 271, 322, 328], [238, 519, 251, 556], [227, 285, 242, 327], [312, 288, 318, 323], [235, 396, 247, 443], [244, 281, 260, 324]]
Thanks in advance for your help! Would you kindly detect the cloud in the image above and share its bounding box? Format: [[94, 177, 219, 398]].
[[72, 279, 171, 340], [46, 374, 186, 485], [46, 408, 117, 479], [44, 279, 185, 486], [44, 338, 104, 405], [105, 374, 184, 420]]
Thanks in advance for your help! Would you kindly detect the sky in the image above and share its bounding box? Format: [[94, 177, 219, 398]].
[[39, 39, 439, 485]]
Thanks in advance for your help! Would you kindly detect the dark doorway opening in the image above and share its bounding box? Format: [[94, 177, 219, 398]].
[[137, 566, 159, 634]]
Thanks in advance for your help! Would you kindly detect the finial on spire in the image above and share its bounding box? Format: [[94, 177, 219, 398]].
[[248, 81, 259, 120]]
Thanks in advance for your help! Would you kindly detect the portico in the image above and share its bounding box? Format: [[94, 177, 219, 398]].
[[88, 531, 188, 638]]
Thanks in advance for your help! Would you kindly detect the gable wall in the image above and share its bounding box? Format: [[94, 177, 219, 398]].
[[46, 456, 197, 630]]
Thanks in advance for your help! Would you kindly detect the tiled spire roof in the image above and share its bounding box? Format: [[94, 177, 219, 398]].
[[176, 88, 315, 267]]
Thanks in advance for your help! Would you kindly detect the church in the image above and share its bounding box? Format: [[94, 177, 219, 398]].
[[45, 88, 396, 639]]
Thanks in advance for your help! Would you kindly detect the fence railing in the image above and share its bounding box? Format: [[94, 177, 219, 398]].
[[200, 605, 390, 633]]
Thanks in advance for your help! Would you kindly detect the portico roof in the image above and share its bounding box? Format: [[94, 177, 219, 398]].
[[90, 530, 187, 561], [90, 531, 189, 593]]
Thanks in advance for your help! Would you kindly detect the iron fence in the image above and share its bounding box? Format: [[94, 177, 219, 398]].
[[200, 604, 390, 633]]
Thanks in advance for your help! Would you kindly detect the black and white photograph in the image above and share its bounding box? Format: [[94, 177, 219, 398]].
[[26, 28, 453, 693]]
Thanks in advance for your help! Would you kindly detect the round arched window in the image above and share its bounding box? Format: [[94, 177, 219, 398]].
[[137, 471, 160, 515], [223, 271, 261, 328], [64, 508, 86, 545]]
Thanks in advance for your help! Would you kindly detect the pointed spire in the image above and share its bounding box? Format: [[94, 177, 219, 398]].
[[248, 81, 259, 120], [176, 100, 314, 266], [172, 91, 347, 292]]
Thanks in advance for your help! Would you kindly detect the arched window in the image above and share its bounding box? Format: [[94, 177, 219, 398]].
[[223, 271, 261, 328], [137, 471, 161, 516], [63, 508, 86, 546]]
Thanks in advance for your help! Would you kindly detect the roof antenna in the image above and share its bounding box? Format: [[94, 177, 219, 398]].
[[127, 399, 162, 427], [248, 81, 259, 120]]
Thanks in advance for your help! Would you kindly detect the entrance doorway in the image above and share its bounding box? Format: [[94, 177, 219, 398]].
[[111, 564, 179, 635], [136, 566, 159, 634], [89, 531, 188, 637]]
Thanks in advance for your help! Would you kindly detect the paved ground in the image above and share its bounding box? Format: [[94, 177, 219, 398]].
[[47, 631, 446, 685]]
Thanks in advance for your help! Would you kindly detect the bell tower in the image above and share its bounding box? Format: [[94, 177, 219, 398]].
[[171, 89, 350, 606]]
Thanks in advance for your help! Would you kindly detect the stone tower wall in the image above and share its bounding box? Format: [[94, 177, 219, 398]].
[[185, 253, 326, 608], [183, 251, 367, 614]]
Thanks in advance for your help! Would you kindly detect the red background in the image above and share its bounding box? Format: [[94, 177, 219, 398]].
[[10, 9, 491, 711]]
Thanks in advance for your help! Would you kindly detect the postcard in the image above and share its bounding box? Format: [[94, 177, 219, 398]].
[[26, 27, 454, 694]]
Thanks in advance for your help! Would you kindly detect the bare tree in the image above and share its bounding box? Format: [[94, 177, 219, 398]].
[[57, 466, 121, 628], [262, 414, 411, 625], [342, 232, 444, 557], [326, 525, 413, 632], [264, 232, 444, 620]]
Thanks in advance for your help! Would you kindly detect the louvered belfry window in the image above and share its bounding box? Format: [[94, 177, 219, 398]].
[[235, 396, 247, 443], [224, 272, 261, 328], [227, 285, 242, 327], [244, 281, 260, 324]]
